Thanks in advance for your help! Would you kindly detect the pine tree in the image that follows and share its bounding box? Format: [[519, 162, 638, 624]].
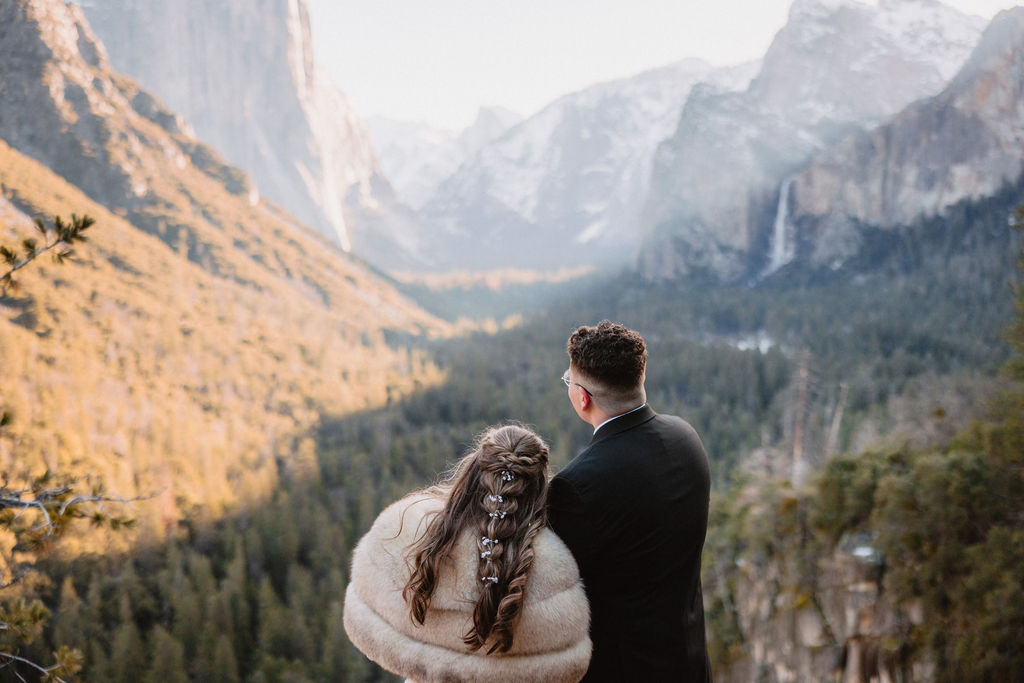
[[52, 577, 85, 655], [256, 578, 290, 660], [211, 634, 240, 683], [143, 626, 188, 683], [108, 617, 146, 682]]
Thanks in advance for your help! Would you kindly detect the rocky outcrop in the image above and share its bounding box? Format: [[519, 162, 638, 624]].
[[717, 539, 932, 682], [415, 59, 758, 271], [789, 6, 1024, 268], [78, 0, 416, 266], [0, 0, 255, 212], [638, 0, 985, 281]]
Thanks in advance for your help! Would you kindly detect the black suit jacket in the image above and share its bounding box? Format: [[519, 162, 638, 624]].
[[547, 405, 712, 682]]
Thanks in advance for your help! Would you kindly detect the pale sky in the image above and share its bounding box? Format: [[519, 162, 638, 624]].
[[307, 0, 1018, 130]]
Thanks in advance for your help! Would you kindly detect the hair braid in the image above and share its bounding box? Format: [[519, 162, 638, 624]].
[[402, 423, 549, 655], [463, 428, 549, 652], [487, 515, 546, 652]]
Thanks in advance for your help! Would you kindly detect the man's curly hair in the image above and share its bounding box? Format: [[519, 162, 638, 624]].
[[566, 321, 646, 404]]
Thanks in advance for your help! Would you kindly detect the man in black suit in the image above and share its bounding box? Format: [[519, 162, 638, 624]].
[[547, 321, 712, 682]]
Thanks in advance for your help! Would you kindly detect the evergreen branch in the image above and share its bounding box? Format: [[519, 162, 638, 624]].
[[1, 239, 61, 280], [0, 214, 94, 289]]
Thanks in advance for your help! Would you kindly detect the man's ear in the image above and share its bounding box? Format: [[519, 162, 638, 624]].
[[579, 389, 590, 410]]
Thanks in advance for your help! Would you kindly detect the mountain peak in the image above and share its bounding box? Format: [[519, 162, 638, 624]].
[[458, 106, 523, 150], [788, 0, 966, 19], [471, 105, 522, 127], [952, 5, 1024, 85], [17, 0, 108, 68], [788, 0, 860, 20]]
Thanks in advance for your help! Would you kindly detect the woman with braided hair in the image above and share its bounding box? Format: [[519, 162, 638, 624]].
[[343, 424, 591, 682]]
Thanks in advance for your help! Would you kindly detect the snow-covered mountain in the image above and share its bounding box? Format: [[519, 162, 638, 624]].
[[369, 106, 522, 209], [638, 0, 987, 280], [77, 0, 421, 268], [417, 58, 759, 271], [788, 6, 1024, 269]]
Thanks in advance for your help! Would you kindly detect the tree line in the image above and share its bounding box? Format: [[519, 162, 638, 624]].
[[1, 184, 1021, 680]]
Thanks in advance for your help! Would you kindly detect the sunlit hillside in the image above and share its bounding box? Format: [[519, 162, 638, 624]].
[[0, 138, 449, 545]]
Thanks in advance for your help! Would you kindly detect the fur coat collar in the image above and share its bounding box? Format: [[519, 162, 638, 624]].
[[343, 493, 591, 682]]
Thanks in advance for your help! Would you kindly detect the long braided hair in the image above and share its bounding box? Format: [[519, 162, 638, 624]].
[[402, 424, 550, 653]]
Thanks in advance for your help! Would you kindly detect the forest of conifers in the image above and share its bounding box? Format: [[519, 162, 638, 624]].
[[2, 181, 1022, 680]]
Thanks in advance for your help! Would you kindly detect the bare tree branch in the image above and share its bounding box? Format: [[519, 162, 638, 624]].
[[0, 650, 67, 683]]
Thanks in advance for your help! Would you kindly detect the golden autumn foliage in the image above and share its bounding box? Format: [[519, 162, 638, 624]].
[[0, 138, 450, 550]]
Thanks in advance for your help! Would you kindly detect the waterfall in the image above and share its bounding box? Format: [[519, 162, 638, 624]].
[[766, 177, 794, 274]]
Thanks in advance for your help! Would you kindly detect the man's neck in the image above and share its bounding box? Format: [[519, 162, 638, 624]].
[[590, 403, 646, 433], [585, 409, 612, 431]]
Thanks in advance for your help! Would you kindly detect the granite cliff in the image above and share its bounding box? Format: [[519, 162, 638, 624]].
[[788, 6, 1024, 269], [78, 0, 425, 268], [0, 0, 254, 215], [638, 0, 985, 280]]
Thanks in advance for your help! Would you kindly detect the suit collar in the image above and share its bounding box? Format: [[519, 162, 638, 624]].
[[590, 404, 656, 445]]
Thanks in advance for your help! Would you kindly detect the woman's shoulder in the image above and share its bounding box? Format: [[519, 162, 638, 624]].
[[533, 525, 576, 564], [350, 493, 441, 578], [523, 526, 583, 601], [360, 492, 440, 543]]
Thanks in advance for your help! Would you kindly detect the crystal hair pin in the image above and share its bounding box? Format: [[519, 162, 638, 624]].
[[480, 550, 492, 559], [489, 511, 507, 519], [488, 494, 503, 503], [482, 576, 498, 584], [501, 470, 514, 482], [481, 536, 499, 546]]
